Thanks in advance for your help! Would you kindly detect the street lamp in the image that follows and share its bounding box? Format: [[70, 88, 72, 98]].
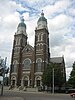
[[52, 68, 54, 94]]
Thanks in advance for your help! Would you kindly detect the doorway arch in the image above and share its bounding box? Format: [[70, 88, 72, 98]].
[[35, 76, 42, 87], [22, 75, 29, 87]]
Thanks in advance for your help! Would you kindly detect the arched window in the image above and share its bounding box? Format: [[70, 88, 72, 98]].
[[39, 34, 41, 41], [37, 34, 41, 41], [40, 43, 43, 49], [36, 58, 42, 72], [36, 44, 40, 50], [38, 35, 39, 41], [41, 34, 43, 41], [16, 38, 21, 45], [13, 60, 18, 72], [23, 58, 31, 70]]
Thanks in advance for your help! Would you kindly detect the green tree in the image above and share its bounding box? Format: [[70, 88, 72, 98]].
[[42, 63, 53, 87], [42, 63, 64, 88], [68, 62, 75, 88]]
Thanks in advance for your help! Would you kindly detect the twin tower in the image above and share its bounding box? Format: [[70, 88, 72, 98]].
[[10, 12, 50, 87]]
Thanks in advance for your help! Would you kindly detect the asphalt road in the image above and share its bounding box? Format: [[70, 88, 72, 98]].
[[0, 90, 74, 100]]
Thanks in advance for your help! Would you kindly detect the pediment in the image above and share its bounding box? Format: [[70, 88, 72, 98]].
[[22, 44, 34, 53]]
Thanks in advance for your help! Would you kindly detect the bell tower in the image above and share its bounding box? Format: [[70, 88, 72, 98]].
[[34, 11, 50, 86], [10, 17, 28, 86]]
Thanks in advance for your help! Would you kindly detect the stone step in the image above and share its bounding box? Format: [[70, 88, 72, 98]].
[[27, 87, 38, 92]]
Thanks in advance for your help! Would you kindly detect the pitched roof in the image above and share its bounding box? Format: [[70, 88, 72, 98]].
[[50, 57, 64, 63]]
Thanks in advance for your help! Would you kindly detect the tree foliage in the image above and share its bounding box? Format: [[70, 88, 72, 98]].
[[42, 62, 65, 88], [42, 63, 53, 86], [68, 62, 75, 88]]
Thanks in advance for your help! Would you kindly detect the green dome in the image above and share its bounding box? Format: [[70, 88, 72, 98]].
[[18, 17, 26, 28], [38, 12, 47, 23], [38, 17, 47, 23], [18, 22, 26, 28]]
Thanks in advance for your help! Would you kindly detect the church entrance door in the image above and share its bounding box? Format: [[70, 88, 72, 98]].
[[23, 76, 29, 87], [36, 80, 40, 86], [23, 80, 28, 86], [12, 80, 15, 86]]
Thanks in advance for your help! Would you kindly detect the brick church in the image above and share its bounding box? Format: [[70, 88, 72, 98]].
[[10, 12, 66, 88]]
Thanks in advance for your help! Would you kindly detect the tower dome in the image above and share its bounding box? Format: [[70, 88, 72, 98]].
[[16, 17, 27, 35], [18, 17, 26, 29], [37, 11, 47, 29], [37, 11, 47, 23]]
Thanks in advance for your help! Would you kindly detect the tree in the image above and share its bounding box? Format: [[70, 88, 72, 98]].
[[68, 62, 75, 88], [42, 63, 53, 87], [42, 62, 65, 89], [5, 67, 9, 74], [0, 67, 4, 76]]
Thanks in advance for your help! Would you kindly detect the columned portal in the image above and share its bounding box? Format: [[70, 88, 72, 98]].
[[35, 76, 42, 87], [22, 75, 29, 87], [36, 80, 40, 86]]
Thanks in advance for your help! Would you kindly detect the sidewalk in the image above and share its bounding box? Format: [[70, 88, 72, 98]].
[[0, 97, 24, 100], [0, 87, 25, 100]]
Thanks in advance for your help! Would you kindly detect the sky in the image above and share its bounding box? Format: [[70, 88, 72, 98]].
[[0, 0, 75, 80]]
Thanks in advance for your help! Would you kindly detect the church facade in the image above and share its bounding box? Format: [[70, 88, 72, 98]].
[[10, 12, 66, 88]]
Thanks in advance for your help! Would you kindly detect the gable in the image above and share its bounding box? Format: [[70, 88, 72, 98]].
[[22, 44, 34, 53]]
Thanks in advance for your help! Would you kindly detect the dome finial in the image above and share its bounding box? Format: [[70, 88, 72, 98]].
[[20, 16, 24, 23], [41, 10, 44, 17], [18, 16, 26, 28]]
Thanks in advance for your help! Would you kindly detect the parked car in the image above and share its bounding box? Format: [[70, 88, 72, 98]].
[[66, 89, 75, 98], [70, 93, 75, 98], [66, 88, 75, 93]]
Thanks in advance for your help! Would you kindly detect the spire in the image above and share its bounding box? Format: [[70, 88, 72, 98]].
[[17, 16, 26, 28], [41, 10, 44, 17], [20, 16, 24, 23], [17, 15, 27, 35], [37, 10, 47, 23]]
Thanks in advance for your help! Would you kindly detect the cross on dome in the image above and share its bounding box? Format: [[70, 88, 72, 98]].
[[20, 16, 24, 23], [17, 16, 26, 28], [41, 10, 44, 17]]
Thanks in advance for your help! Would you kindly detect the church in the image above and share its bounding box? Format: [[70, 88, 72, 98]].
[[10, 12, 66, 88]]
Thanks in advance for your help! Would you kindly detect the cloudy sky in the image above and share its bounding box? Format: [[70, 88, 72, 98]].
[[0, 0, 75, 80]]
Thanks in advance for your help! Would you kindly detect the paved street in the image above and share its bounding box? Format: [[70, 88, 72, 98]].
[[0, 88, 74, 100]]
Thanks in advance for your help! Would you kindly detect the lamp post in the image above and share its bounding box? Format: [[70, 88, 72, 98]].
[[52, 66, 65, 94], [52, 68, 54, 94]]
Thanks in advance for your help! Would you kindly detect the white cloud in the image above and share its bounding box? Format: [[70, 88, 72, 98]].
[[23, 13, 30, 20], [23, 0, 40, 4], [26, 18, 37, 46], [0, 1, 20, 66], [49, 14, 71, 32], [3, 13, 20, 29], [43, 0, 69, 17]]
